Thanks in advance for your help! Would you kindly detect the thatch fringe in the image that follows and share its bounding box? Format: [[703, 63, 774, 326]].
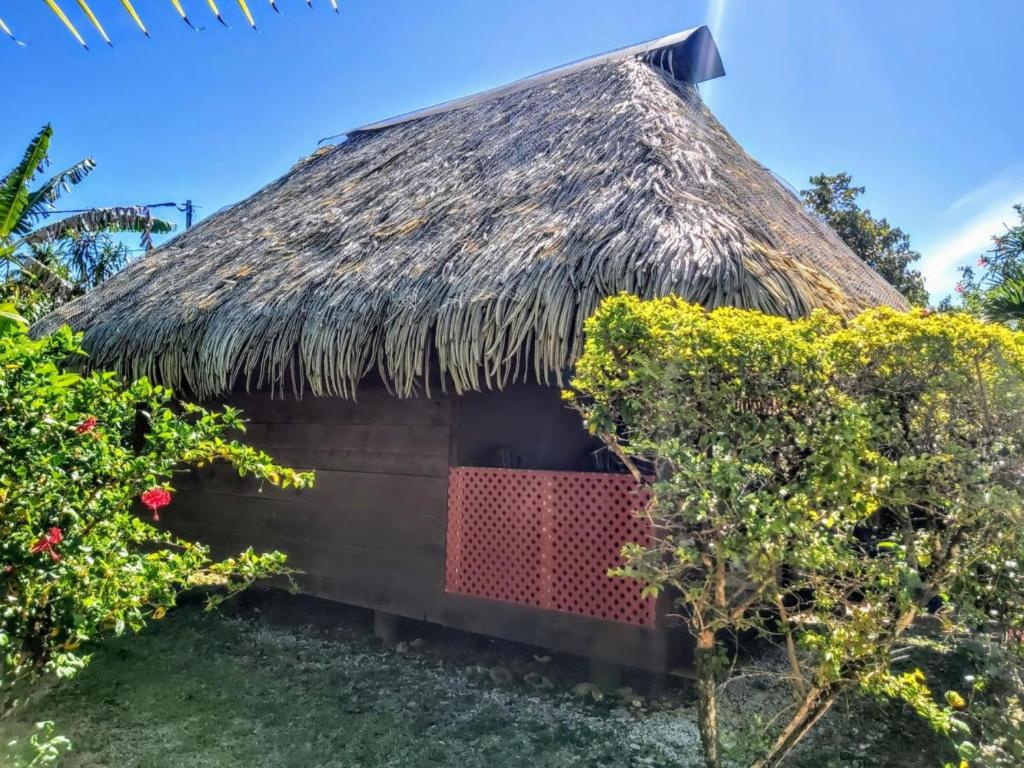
[[35, 55, 905, 400]]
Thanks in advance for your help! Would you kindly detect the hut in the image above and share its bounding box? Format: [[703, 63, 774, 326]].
[[36, 26, 908, 673]]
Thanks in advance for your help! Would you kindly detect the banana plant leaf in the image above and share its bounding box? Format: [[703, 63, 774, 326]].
[[0, 126, 55, 241], [25, 208, 175, 247]]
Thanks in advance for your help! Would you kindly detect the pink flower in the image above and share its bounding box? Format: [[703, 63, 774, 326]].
[[141, 488, 172, 522], [76, 416, 98, 434], [30, 527, 64, 562], [955, 282, 965, 295], [978, 257, 988, 268]]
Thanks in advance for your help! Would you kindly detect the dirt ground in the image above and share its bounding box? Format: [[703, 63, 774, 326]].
[[2, 590, 950, 767]]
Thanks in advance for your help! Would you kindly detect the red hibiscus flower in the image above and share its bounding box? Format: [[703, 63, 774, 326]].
[[76, 416, 98, 434], [141, 488, 173, 521], [30, 527, 64, 562]]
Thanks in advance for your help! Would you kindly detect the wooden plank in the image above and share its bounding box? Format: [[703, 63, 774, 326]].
[[226, 391, 452, 427], [236, 422, 450, 456], [230, 446, 449, 478], [172, 523, 445, 620], [307, 556, 445, 621], [168, 489, 446, 558], [176, 465, 448, 513], [433, 592, 691, 673], [179, 513, 683, 671]]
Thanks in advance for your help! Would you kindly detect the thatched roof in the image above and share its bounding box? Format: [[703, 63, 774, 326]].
[[36, 26, 908, 399]]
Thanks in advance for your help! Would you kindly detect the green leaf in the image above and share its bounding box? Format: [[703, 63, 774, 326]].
[[18, 158, 97, 234], [0, 301, 28, 334], [0, 125, 52, 244], [47, 372, 81, 390]]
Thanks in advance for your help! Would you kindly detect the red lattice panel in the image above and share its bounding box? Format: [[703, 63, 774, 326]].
[[445, 467, 655, 627]]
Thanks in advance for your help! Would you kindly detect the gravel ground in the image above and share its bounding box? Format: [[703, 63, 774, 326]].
[[2, 595, 947, 768]]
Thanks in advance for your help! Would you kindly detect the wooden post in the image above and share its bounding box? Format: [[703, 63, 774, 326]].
[[588, 658, 623, 692], [373, 611, 404, 645]]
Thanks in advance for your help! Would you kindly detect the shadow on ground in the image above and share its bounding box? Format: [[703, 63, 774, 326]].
[[3, 589, 949, 768]]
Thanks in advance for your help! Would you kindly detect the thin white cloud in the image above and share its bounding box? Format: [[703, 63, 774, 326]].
[[919, 167, 1024, 300], [943, 164, 1024, 216], [920, 198, 1022, 299]]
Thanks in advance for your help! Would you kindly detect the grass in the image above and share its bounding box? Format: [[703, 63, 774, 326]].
[[1, 592, 958, 768]]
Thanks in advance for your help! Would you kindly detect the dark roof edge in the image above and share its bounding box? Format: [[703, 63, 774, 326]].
[[349, 25, 724, 135]]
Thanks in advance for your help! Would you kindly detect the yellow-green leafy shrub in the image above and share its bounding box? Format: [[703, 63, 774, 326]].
[[568, 297, 1024, 768]]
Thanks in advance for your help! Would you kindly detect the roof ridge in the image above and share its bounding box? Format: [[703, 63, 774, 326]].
[[344, 25, 724, 136]]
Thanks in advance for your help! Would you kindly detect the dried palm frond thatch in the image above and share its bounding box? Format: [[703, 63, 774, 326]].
[[35, 27, 908, 400]]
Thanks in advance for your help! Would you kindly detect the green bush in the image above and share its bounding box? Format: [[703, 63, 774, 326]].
[[566, 296, 878, 767], [2, 721, 70, 767], [948, 641, 1024, 768], [828, 308, 1024, 640], [0, 304, 313, 712], [567, 296, 1024, 768]]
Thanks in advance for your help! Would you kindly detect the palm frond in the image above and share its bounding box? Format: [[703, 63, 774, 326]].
[[61, 232, 134, 287], [236, 0, 258, 29], [18, 159, 98, 235], [169, 0, 197, 29], [76, 1, 112, 46], [18, 0, 340, 46], [206, 0, 228, 26], [42, 0, 88, 49], [0, 16, 26, 45], [0, 126, 53, 243], [24, 208, 175, 248], [7, 249, 75, 297], [983, 272, 1024, 324], [119, 0, 150, 37]]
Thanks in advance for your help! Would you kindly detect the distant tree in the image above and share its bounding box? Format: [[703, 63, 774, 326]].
[[33, 231, 132, 290], [950, 204, 1024, 326], [2, 233, 136, 322], [1, 124, 173, 311], [801, 172, 929, 306]]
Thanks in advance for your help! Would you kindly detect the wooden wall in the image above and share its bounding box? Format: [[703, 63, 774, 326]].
[[456, 384, 604, 471], [170, 383, 687, 672], [174, 389, 452, 618]]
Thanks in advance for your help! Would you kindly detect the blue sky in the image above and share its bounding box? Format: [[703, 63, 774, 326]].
[[2, 0, 1021, 302]]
